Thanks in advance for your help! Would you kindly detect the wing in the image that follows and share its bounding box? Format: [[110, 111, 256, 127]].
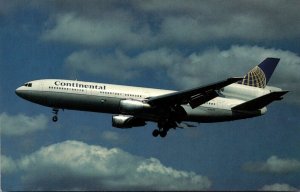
[[147, 77, 243, 108]]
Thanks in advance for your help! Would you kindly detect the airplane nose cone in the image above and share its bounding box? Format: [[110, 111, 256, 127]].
[[15, 87, 21, 96], [15, 87, 25, 98]]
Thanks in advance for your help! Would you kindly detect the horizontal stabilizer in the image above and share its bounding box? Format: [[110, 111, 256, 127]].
[[232, 91, 288, 111]]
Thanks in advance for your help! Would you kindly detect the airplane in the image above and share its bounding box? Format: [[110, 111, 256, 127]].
[[15, 58, 288, 137]]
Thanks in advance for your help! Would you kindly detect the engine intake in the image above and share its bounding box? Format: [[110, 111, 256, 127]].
[[112, 115, 146, 128]]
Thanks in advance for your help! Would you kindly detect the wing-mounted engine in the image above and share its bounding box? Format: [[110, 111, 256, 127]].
[[119, 99, 151, 115], [112, 115, 146, 128]]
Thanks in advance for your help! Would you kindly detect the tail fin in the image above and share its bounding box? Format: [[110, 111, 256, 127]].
[[238, 58, 280, 88]]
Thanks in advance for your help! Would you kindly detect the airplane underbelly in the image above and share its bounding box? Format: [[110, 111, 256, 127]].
[[183, 105, 234, 122], [183, 105, 262, 123], [39, 91, 121, 113]]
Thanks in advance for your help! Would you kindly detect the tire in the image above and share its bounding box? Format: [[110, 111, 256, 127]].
[[52, 116, 58, 122], [160, 130, 167, 138], [152, 129, 159, 137]]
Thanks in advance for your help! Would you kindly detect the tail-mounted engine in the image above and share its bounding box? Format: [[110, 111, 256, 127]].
[[112, 115, 146, 128], [119, 99, 151, 114]]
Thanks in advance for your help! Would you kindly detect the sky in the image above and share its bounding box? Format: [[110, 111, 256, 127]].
[[1, 0, 300, 190]]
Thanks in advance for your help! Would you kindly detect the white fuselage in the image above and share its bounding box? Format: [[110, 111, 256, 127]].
[[15, 79, 270, 123]]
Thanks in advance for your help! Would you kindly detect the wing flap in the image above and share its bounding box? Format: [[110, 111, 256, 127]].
[[147, 77, 243, 107], [189, 90, 219, 108], [232, 91, 289, 111]]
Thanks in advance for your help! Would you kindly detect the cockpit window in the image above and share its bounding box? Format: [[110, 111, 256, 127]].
[[24, 83, 32, 87]]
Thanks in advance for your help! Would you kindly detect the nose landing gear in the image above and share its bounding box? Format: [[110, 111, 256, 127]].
[[52, 108, 59, 122]]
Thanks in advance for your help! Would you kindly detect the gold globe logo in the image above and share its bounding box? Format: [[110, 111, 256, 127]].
[[240, 66, 266, 88]]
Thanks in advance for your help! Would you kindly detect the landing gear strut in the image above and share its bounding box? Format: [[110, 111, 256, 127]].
[[52, 108, 59, 122]]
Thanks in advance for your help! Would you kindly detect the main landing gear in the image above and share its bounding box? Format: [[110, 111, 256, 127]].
[[52, 108, 59, 122], [152, 120, 176, 138], [152, 128, 168, 138]]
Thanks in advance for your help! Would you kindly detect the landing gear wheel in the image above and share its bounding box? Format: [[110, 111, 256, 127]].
[[52, 108, 59, 122], [152, 129, 160, 137], [160, 130, 167, 138], [52, 115, 58, 122]]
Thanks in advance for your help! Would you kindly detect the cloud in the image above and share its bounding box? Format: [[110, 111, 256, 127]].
[[65, 45, 300, 104], [100, 131, 131, 144], [15, 140, 211, 190], [41, 12, 153, 48], [156, 2, 300, 43], [39, 1, 300, 47], [0, 113, 48, 136], [243, 156, 300, 174], [0, 0, 28, 16], [64, 49, 138, 80], [260, 183, 299, 191], [169, 45, 300, 87], [139, 0, 300, 41], [101, 131, 120, 141], [167, 45, 300, 107], [64, 48, 183, 80], [37, 1, 300, 104], [1, 155, 17, 174]]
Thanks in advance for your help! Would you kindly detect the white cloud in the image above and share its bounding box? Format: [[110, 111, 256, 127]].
[[0, 113, 48, 136], [38, 1, 300, 104], [42, 12, 153, 48], [40, 1, 300, 47], [65, 49, 137, 80], [16, 140, 211, 190], [64, 48, 183, 80], [243, 156, 300, 174], [261, 183, 299, 191], [137, 0, 300, 42], [169, 45, 300, 107], [65, 45, 300, 104], [1, 155, 17, 174], [101, 131, 120, 141]]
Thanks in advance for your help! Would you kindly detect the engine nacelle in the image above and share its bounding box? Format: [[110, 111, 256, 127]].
[[112, 115, 146, 128], [119, 99, 151, 114]]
